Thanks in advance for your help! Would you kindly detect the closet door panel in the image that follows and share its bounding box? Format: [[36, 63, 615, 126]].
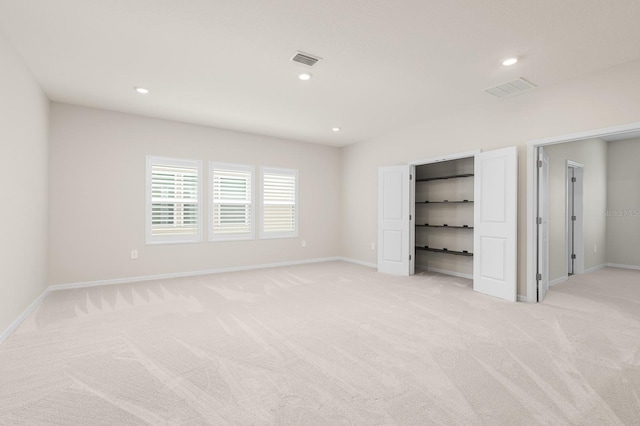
[[473, 147, 518, 301], [378, 165, 411, 275]]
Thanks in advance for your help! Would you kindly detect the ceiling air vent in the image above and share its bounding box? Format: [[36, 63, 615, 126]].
[[484, 77, 536, 98], [291, 51, 321, 67]]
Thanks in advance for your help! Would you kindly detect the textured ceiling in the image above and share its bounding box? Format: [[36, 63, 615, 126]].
[[1, 0, 640, 146]]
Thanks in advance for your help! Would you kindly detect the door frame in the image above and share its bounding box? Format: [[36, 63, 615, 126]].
[[526, 121, 640, 302], [566, 161, 584, 276], [536, 147, 550, 302]]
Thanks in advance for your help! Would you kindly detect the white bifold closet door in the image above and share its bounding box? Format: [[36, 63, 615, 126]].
[[377, 165, 411, 276], [473, 146, 518, 301], [377, 147, 518, 302]]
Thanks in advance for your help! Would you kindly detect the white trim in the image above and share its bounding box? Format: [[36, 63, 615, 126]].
[[526, 122, 640, 148], [606, 263, 640, 271], [409, 165, 416, 275], [49, 257, 342, 291], [408, 149, 481, 166], [584, 263, 607, 274], [3, 257, 363, 344], [550, 276, 569, 287], [545, 265, 619, 288], [339, 257, 377, 268], [566, 162, 585, 275], [526, 143, 537, 303], [527, 121, 640, 304], [0, 288, 50, 344], [415, 265, 531, 302]]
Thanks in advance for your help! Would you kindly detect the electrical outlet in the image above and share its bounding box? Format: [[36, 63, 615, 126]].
[[301, 240, 306, 248], [131, 250, 138, 259], [371, 242, 376, 250]]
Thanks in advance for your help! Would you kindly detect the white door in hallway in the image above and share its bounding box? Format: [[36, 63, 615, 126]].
[[378, 165, 411, 275], [537, 147, 550, 301], [473, 147, 518, 301]]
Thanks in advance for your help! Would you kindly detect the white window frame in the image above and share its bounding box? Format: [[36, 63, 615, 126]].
[[146, 156, 203, 245], [209, 162, 255, 241], [259, 167, 299, 239]]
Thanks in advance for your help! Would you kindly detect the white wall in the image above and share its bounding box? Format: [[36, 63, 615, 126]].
[[341, 58, 640, 298], [48, 104, 342, 285], [606, 138, 640, 268], [544, 139, 608, 281], [0, 33, 49, 333]]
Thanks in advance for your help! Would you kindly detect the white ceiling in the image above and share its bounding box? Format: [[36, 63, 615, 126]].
[[1, 1, 640, 147]]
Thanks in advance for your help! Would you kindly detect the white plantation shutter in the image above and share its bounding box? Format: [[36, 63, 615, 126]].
[[210, 163, 255, 240], [146, 156, 202, 244], [260, 167, 298, 238]]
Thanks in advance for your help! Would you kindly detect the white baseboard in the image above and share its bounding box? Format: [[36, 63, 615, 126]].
[[416, 265, 473, 280], [517, 295, 534, 303], [418, 265, 528, 301], [0, 287, 50, 345], [49, 257, 342, 291], [2, 257, 344, 344], [416, 265, 534, 303], [550, 276, 569, 287], [606, 263, 640, 271], [584, 264, 606, 274], [339, 257, 377, 269]]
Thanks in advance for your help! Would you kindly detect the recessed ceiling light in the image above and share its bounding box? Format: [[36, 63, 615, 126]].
[[298, 72, 312, 81], [502, 57, 518, 66], [135, 86, 149, 94], [332, 127, 341, 132]]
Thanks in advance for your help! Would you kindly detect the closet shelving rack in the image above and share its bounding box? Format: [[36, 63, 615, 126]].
[[416, 200, 472, 204], [415, 246, 473, 256], [415, 173, 474, 182], [415, 224, 473, 229], [415, 173, 474, 256]]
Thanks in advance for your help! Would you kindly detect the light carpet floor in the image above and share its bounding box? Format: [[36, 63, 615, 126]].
[[1, 262, 639, 425]]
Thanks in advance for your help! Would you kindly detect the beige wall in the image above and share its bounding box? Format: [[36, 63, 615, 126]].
[[606, 138, 640, 267], [341, 58, 640, 298], [5, 37, 640, 338], [48, 104, 342, 285], [0, 33, 49, 333], [544, 139, 608, 282]]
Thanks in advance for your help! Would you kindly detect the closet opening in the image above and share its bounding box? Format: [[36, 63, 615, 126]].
[[378, 146, 518, 301], [411, 156, 475, 279]]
